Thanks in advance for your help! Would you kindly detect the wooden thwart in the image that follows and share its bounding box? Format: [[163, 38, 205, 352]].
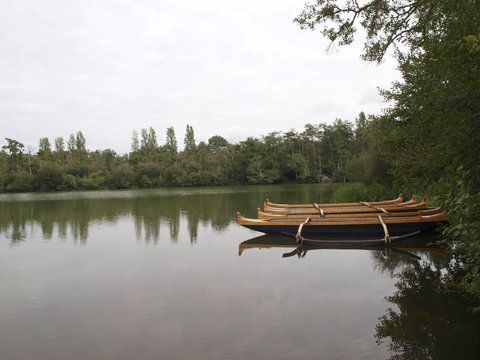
[[360, 202, 390, 215], [296, 217, 311, 241], [313, 203, 324, 216], [378, 215, 390, 244]]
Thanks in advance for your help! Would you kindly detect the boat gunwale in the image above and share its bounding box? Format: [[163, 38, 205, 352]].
[[264, 194, 405, 208]]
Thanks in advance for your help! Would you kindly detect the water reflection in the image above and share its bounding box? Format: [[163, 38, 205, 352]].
[[376, 262, 480, 359], [239, 234, 480, 359], [239, 234, 449, 264], [0, 190, 240, 245], [2, 185, 478, 359], [0, 193, 215, 245], [0, 184, 340, 246]]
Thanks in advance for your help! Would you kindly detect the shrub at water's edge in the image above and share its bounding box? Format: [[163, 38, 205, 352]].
[[435, 165, 480, 306], [331, 183, 401, 203], [331, 184, 367, 203]]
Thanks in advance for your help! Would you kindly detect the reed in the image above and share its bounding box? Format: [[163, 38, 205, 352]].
[[331, 184, 367, 203]]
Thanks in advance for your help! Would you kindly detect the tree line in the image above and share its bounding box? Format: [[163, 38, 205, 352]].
[[295, 0, 480, 306], [0, 116, 383, 192]]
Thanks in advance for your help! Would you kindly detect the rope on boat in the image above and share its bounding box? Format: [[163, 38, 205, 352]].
[[360, 202, 391, 215], [296, 217, 311, 243], [378, 215, 390, 244]]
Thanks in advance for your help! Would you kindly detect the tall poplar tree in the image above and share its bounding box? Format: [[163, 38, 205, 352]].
[[75, 131, 86, 151], [54, 137, 65, 152], [67, 134, 76, 152], [166, 127, 177, 155], [184, 124, 196, 153], [131, 130, 139, 152], [38, 138, 51, 153]]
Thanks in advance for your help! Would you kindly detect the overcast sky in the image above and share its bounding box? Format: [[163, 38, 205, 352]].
[[0, 0, 400, 154]]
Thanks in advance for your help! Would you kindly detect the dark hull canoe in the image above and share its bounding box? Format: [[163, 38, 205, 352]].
[[239, 221, 443, 237], [237, 210, 448, 238]]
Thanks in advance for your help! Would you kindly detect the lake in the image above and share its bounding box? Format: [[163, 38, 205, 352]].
[[1, 184, 479, 360]]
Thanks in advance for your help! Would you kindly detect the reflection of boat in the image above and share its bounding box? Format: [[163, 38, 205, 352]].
[[238, 234, 299, 256], [239, 234, 450, 260], [294, 231, 422, 246]]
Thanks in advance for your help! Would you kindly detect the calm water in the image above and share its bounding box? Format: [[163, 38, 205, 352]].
[[0, 184, 479, 360]]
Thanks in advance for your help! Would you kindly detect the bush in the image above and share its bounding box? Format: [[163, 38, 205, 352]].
[[34, 163, 63, 191], [331, 184, 367, 202], [5, 171, 34, 192], [441, 164, 480, 302]]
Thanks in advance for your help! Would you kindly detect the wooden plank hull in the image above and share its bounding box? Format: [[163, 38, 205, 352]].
[[258, 207, 443, 220]]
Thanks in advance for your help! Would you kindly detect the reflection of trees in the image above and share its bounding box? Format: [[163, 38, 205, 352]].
[[369, 233, 450, 277], [376, 262, 480, 359], [0, 184, 341, 245], [0, 184, 342, 245], [240, 233, 479, 359], [371, 250, 420, 275], [371, 246, 449, 277]]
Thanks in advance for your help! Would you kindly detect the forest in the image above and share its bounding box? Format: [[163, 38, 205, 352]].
[[1, 0, 479, 299], [0, 117, 381, 192]]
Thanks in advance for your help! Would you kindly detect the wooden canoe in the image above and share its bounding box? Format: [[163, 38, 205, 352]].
[[263, 198, 428, 215], [257, 206, 444, 220], [237, 211, 448, 237], [265, 194, 405, 208]]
